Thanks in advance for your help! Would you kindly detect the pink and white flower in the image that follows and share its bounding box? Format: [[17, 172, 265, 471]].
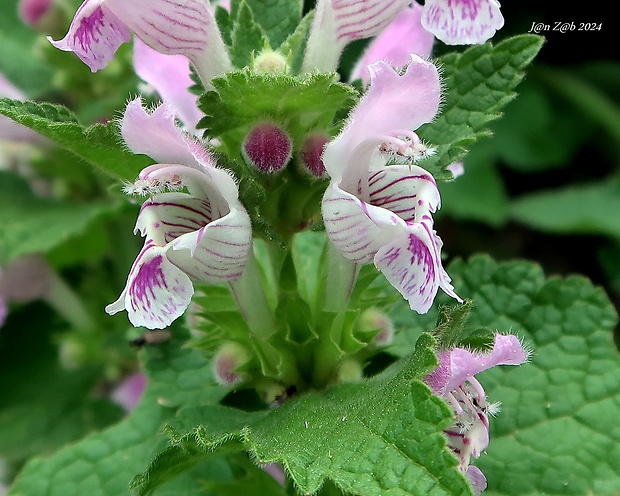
[[105, 99, 252, 329], [424, 333, 529, 495], [321, 55, 461, 313], [303, 0, 411, 72], [421, 0, 504, 45], [47, 0, 231, 85]]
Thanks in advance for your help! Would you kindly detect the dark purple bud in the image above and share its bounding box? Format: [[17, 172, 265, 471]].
[[242, 123, 292, 174], [299, 132, 330, 178]]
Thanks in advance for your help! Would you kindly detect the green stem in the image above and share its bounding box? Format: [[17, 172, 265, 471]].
[[321, 241, 360, 312], [43, 272, 97, 331], [228, 251, 277, 340]]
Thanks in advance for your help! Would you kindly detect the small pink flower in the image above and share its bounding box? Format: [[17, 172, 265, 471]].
[[424, 333, 529, 494], [421, 0, 504, 45]]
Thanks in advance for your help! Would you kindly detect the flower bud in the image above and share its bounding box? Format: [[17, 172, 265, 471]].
[[336, 358, 364, 383], [18, 0, 52, 26], [357, 307, 395, 346], [213, 342, 251, 387], [253, 49, 288, 74], [299, 132, 329, 179], [242, 123, 292, 174]]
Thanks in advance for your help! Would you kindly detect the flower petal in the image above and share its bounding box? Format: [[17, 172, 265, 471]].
[[135, 192, 213, 245], [350, 2, 434, 83], [421, 0, 504, 45], [167, 208, 253, 283], [303, 0, 410, 72], [426, 333, 529, 395], [465, 466, 487, 496], [47, 0, 131, 72], [104, 0, 231, 83], [374, 220, 454, 313], [368, 165, 440, 222], [323, 55, 440, 178], [105, 243, 194, 329], [121, 99, 213, 172], [322, 182, 404, 263], [132, 39, 203, 132]]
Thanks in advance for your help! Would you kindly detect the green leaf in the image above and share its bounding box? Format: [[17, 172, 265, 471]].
[[245, 0, 303, 48], [397, 255, 620, 495], [230, 1, 268, 68], [0, 98, 153, 182], [0, 172, 115, 265], [509, 179, 620, 241], [0, 306, 123, 466], [131, 334, 474, 496], [419, 34, 545, 180], [7, 330, 226, 496], [197, 71, 357, 146], [276, 10, 314, 75]]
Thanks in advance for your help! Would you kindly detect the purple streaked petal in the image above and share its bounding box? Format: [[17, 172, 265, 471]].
[[373, 221, 443, 313], [368, 165, 440, 222], [303, 0, 410, 72], [350, 2, 434, 84], [105, 244, 194, 329], [425, 333, 529, 395], [465, 466, 487, 496], [322, 183, 405, 263], [132, 38, 203, 132], [104, 0, 232, 84], [135, 192, 213, 245], [47, 0, 131, 72], [167, 208, 252, 283], [421, 0, 504, 45]]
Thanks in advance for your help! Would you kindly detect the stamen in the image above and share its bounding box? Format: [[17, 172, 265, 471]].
[[445, 391, 465, 415], [378, 131, 436, 165], [122, 174, 183, 197], [466, 376, 487, 403]]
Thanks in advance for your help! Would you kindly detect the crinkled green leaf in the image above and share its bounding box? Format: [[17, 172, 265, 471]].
[[0, 172, 116, 265], [419, 34, 544, 180], [509, 179, 620, 241], [230, 1, 268, 68], [197, 71, 357, 145], [278, 10, 314, 75], [0, 98, 153, 182], [7, 330, 226, 496], [131, 334, 474, 496]]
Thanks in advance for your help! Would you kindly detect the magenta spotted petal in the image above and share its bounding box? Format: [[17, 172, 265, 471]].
[[106, 244, 194, 329], [303, 0, 410, 72], [421, 0, 504, 45], [47, 2, 131, 72], [374, 219, 459, 313]]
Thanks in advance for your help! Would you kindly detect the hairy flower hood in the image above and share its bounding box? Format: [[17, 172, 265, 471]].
[[105, 99, 252, 329]]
